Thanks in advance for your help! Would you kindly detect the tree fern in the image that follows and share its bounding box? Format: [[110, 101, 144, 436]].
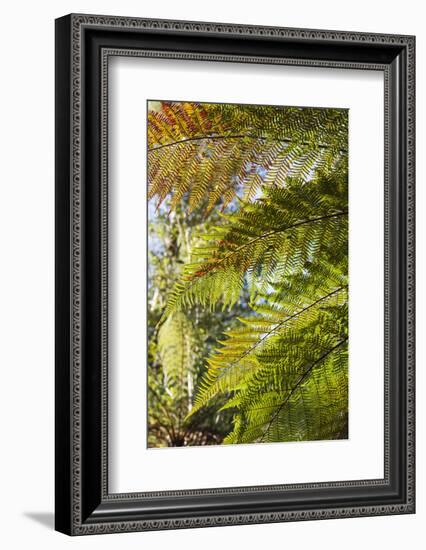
[[148, 100, 349, 445]]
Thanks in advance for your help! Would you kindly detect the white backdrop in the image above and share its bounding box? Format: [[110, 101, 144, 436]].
[[0, 1, 423, 549]]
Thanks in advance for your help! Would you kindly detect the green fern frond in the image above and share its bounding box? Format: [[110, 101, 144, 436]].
[[188, 286, 348, 417], [164, 170, 348, 317], [231, 339, 348, 443], [157, 311, 200, 399]]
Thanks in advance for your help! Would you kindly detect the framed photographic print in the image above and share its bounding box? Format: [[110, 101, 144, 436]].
[[55, 14, 415, 535]]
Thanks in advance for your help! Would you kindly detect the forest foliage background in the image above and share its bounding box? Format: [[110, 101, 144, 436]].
[[147, 100, 349, 448]]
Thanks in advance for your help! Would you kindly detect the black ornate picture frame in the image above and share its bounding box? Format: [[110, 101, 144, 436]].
[[55, 13, 415, 535]]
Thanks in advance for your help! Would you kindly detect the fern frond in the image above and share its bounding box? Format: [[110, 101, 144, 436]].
[[231, 339, 348, 443], [164, 171, 348, 316], [148, 101, 348, 214], [157, 311, 200, 400], [189, 286, 348, 417]]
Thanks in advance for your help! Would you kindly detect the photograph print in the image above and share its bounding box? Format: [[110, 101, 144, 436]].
[[147, 100, 349, 448]]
